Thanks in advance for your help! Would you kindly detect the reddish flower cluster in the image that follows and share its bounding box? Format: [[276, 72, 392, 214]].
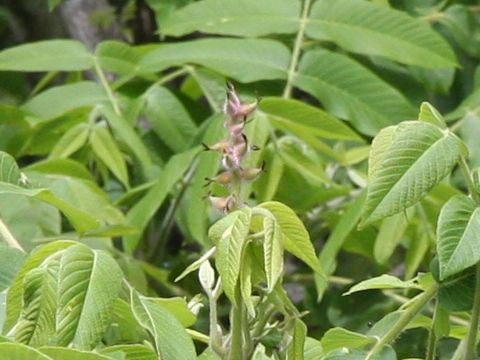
[[203, 82, 264, 213]]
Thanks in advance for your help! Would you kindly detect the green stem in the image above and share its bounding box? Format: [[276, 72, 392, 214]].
[[366, 284, 438, 360], [148, 67, 190, 90], [150, 157, 199, 262], [0, 218, 25, 252], [94, 58, 121, 115], [251, 304, 275, 339], [459, 155, 480, 359], [426, 301, 440, 360], [208, 288, 224, 355], [186, 329, 209, 344], [459, 156, 480, 204], [464, 264, 480, 359], [187, 66, 221, 112], [242, 301, 253, 357], [229, 285, 244, 360], [282, 0, 312, 99]]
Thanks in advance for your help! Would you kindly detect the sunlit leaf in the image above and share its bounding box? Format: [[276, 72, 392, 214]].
[[130, 289, 196, 360], [258, 202, 320, 272], [56, 244, 123, 349], [437, 195, 480, 279], [89, 125, 129, 188], [321, 327, 373, 353], [22, 82, 106, 121], [344, 274, 419, 296], [3, 241, 76, 334], [361, 121, 465, 226], [161, 0, 300, 37], [15, 261, 58, 346], [295, 50, 416, 135], [260, 97, 361, 142], [138, 38, 289, 82], [306, 0, 457, 68], [263, 217, 283, 292], [216, 208, 252, 303], [0, 40, 93, 72]]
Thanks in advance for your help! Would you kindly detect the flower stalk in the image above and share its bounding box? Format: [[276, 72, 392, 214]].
[[203, 82, 263, 359]]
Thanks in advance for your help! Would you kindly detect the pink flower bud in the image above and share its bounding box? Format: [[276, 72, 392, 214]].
[[240, 161, 266, 181], [202, 140, 229, 153], [209, 194, 236, 213], [205, 170, 235, 186], [223, 82, 258, 119]]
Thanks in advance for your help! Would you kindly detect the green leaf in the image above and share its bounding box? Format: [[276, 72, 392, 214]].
[[0, 183, 99, 233], [148, 297, 196, 327], [100, 345, 157, 360], [254, 145, 284, 202], [143, 86, 198, 152], [304, 338, 324, 360], [15, 261, 58, 346], [209, 211, 243, 244], [258, 202, 320, 273], [101, 106, 154, 179], [130, 289, 196, 360], [437, 194, 480, 279], [56, 244, 123, 349], [161, 0, 301, 37], [0, 342, 52, 359], [3, 240, 76, 334], [40, 347, 111, 360], [405, 233, 430, 280], [361, 121, 465, 226], [138, 38, 289, 82], [95, 41, 140, 76], [294, 50, 416, 135], [260, 97, 361, 142], [279, 139, 331, 186], [49, 123, 89, 159], [429, 257, 474, 312], [90, 126, 129, 188], [344, 274, 419, 296], [25, 159, 94, 181], [287, 319, 306, 360], [314, 191, 366, 301], [252, 344, 274, 360], [306, 0, 457, 68], [174, 246, 216, 282], [368, 126, 396, 180], [240, 247, 254, 316], [0, 40, 93, 72], [263, 217, 283, 292], [321, 327, 374, 353], [216, 208, 252, 303], [124, 147, 199, 253], [460, 114, 480, 168], [0, 245, 26, 292], [438, 268, 474, 312], [418, 102, 447, 129], [197, 348, 222, 360], [374, 210, 413, 264], [110, 299, 148, 344], [0, 151, 21, 184], [22, 82, 107, 121]]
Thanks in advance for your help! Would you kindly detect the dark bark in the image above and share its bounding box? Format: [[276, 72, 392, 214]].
[[59, 0, 123, 51]]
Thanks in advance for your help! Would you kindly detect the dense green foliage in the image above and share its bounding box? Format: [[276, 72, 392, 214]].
[[0, 0, 480, 359]]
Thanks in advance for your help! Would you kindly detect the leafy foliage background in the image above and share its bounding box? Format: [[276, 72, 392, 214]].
[[0, 0, 480, 359]]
